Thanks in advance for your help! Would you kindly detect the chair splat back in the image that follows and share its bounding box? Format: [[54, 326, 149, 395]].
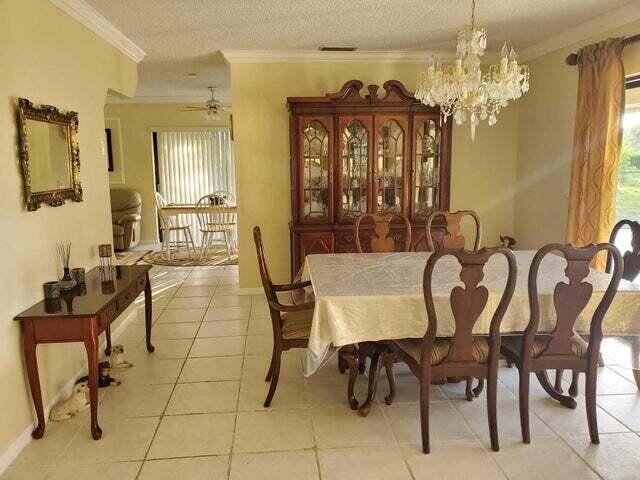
[[526, 244, 623, 358], [425, 210, 482, 252], [422, 248, 517, 366], [354, 213, 411, 253], [196, 194, 235, 232], [607, 219, 640, 281]]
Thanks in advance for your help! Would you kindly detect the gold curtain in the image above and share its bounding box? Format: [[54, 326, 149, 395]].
[[566, 38, 625, 269]]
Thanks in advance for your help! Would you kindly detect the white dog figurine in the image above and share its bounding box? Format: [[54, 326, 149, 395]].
[[109, 344, 133, 369], [49, 382, 89, 421]]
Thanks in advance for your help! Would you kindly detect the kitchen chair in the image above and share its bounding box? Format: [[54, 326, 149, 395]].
[[254, 226, 314, 407], [154, 192, 196, 258], [501, 243, 623, 445], [387, 247, 517, 453], [425, 209, 482, 251], [196, 193, 236, 261]]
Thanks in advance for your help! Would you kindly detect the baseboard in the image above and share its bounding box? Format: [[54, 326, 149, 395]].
[[237, 287, 264, 295], [0, 307, 138, 475]]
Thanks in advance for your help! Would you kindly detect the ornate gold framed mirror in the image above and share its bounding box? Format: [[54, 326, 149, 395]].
[[17, 98, 82, 211]]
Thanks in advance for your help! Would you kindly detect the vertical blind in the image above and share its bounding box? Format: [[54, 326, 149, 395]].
[[156, 129, 236, 245]]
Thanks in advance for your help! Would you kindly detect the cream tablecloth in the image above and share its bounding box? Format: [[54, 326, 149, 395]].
[[301, 251, 640, 375]]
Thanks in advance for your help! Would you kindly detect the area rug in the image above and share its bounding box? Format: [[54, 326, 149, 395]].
[[114, 250, 153, 266], [142, 248, 238, 266]]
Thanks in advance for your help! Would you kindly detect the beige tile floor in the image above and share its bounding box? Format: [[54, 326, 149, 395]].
[[3, 263, 640, 480]]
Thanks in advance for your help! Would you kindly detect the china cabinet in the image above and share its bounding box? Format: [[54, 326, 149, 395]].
[[288, 80, 452, 276]]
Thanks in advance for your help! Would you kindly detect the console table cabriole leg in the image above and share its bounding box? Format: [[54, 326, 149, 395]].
[[144, 272, 154, 353], [23, 320, 45, 439], [104, 325, 112, 356], [84, 317, 102, 440]]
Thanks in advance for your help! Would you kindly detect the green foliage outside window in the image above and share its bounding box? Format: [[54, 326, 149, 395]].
[[616, 121, 640, 222]]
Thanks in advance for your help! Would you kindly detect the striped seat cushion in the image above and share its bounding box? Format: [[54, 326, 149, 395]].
[[393, 337, 490, 366], [281, 309, 313, 340], [502, 334, 588, 358]]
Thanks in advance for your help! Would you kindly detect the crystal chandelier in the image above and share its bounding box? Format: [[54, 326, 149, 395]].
[[415, 0, 530, 138]]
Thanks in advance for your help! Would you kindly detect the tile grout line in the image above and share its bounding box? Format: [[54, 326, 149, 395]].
[[225, 287, 254, 480], [446, 383, 512, 479], [375, 385, 417, 480], [136, 268, 210, 479]]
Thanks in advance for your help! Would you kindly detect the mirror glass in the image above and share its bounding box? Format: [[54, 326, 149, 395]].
[[25, 119, 72, 192]]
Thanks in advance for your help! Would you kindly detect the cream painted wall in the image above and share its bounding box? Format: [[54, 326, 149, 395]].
[[230, 63, 520, 287], [0, 0, 137, 459], [103, 103, 230, 243], [514, 20, 640, 249]]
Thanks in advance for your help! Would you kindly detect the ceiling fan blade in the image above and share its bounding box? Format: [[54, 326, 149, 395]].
[[180, 107, 208, 111]]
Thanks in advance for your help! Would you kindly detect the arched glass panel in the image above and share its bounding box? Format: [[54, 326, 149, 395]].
[[342, 120, 369, 218], [414, 119, 440, 216], [302, 120, 329, 219], [377, 119, 404, 213]]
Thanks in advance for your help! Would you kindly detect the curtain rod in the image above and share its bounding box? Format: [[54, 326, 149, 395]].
[[565, 33, 640, 65]]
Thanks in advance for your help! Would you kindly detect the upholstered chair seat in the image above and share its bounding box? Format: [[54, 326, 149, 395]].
[[281, 309, 313, 340], [110, 189, 142, 251], [501, 334, 588, 359], [394, 337, 490, 366]]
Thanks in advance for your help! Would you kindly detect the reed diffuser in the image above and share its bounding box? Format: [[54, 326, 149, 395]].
[[57, 242, 76, 290]]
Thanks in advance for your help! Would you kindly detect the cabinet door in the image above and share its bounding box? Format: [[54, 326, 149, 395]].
[[338, 116, 373, 222], [298, 116, 333, 223], [411, 115, 442, 219], [374, 115, 409, 215]]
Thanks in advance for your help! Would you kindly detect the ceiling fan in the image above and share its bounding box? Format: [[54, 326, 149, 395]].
[[180, 86, 228, 117]]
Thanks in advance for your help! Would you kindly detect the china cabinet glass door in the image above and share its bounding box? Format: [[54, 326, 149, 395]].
[[374, 116, 408, 214], [412, 115, 441, 218], [299, 116, 332, 223], [339, 116, 372, 221]]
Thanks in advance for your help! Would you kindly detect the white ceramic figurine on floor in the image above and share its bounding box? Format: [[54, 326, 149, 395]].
[[49, 382, 89, 421], [109, 344, 133, 369]]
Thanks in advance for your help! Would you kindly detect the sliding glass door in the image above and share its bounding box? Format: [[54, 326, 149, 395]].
[[155, 129, 235, 246]]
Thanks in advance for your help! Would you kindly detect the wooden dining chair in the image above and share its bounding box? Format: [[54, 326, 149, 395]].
[[501, 243, 623, 445], [426, 209, 484, 399], [608, 220, 640, 389], [350, 212, 411, 406], [154, 192, 196, 257], [425, 209, 482, 252], [556, 221, 640, 394], [354, 213, 411, 253], [386, 247, 517, 453], [254, 226, 315, 407], [196, 194, 236, 261]]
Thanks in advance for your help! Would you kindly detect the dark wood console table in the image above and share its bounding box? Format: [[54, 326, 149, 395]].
[[14, 265, 154, 440]]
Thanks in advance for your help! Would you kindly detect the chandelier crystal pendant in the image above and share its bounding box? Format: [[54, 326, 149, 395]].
[[415, 0, 530, 139]]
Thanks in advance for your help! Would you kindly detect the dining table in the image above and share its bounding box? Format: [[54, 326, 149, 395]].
[[161, 203, 237, 217], [301, 250, 640, 411]]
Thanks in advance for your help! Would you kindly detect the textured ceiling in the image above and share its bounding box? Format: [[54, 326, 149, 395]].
[[88, 0, 634, 100]]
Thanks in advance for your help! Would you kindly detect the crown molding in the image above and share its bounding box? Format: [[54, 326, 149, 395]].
[[221, 49, 452, 64], [106, 95, 232, 105], [50, 0, 145, 63], [520, 2, 640, 62]]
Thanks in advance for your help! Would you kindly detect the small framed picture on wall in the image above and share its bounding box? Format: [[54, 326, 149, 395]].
[[105, 128, 114, 172], [104, 118, 125, 184]]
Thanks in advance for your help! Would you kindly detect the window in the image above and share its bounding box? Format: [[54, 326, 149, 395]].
[[614, 74, 640, 251]]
